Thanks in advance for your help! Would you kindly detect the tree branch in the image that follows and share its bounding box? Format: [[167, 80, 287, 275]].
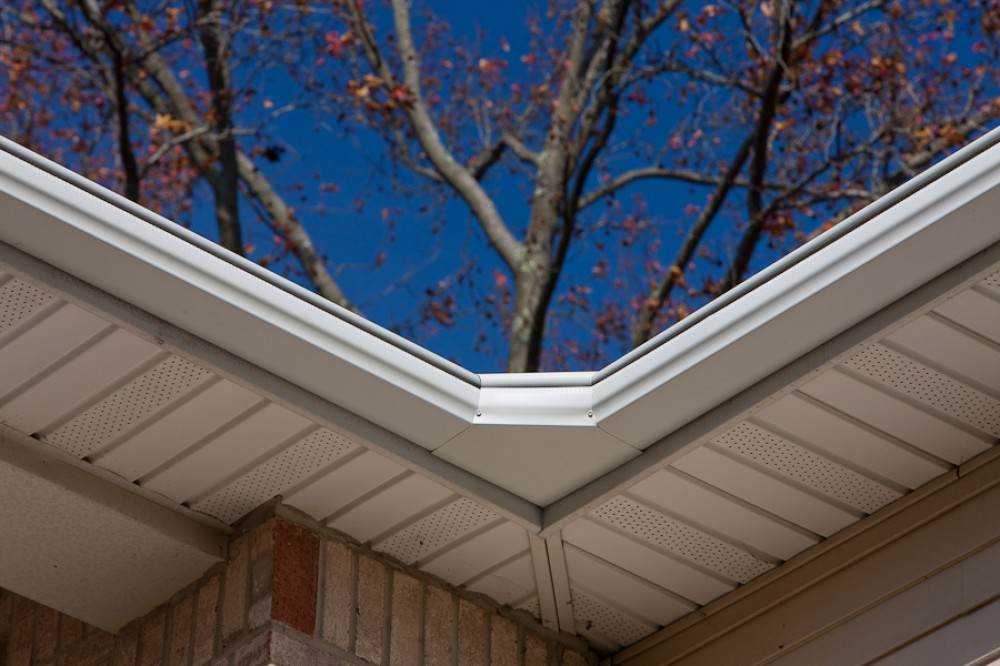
[[630, 131, 757, 346], [501, 132, 539, 166], [579, 166, 728, 210], [719, 0, 794, 293], [117, 3, 353, 308], [198, 0, 243, 255], [347, 0, 521, 271], [793, 0, 889, 49]]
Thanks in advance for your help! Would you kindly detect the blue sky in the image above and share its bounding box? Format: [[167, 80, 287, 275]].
[[13, 0, 993, 372]]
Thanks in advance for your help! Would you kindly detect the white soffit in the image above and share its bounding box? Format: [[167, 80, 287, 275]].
[[0, 424, 223, 632], [2, 130, 1000, 508], [1, 127, 1000, 649]]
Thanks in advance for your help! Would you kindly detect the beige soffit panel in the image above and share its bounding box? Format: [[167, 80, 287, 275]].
[[0, 424, 224, 633], [611, 448, 1000, 666]]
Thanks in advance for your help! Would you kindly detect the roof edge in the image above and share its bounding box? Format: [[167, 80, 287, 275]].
[[0, 138, 480, 447], [0, 136, 479, 388], [593, 124, 1000, 445], [596, 124, 1000, 382]]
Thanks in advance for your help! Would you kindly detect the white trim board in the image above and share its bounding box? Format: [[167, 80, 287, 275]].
[[2, 128, 1000, 508]]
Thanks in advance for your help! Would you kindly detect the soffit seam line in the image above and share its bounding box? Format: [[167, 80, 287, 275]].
[[610, 443, 1000, 665]]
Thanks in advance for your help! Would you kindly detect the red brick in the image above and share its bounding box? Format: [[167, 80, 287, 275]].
[[192, 576, 220, 665], [269, 632, 350, 665], [321, 541, 352, 650], [489, 616, 519, 666], [232, 630, 270, 666], [248, 521, 275, 630], [222, 533, 250, 646], [561, 647, 590, 666], [0, 590, 12, 643], [112, 624, 140, 666], [9, 595, 35, 666], [355, 555, 386, 664], [423, 586, 454, 666], [34, 603, 59, 660], [271, 521, 319, 636], [138, 608, 166, 666], [168, 595, 193, 666], [389, 572, 421, 666], [60, 613, 84, 651], [524, 632, 550, 666], [75, 630, 115, 666], [457, 600, 488, 666]]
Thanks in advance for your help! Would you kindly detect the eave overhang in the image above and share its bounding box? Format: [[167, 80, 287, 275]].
[[1, 129, 999, 646]]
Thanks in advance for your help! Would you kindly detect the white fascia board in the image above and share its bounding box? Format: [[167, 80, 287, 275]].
[[0, 142, 479, 450], [594, 129, 1000, 449], [2, 126, 1000, 512]]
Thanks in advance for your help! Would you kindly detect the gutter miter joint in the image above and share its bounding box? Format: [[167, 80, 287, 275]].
[[475, 373, 598, 427]]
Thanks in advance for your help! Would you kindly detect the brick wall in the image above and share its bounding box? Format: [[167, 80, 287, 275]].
[[0, 513, 595, 666]]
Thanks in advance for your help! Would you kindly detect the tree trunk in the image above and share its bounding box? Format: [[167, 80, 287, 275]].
[[198, 0, 243, 256]]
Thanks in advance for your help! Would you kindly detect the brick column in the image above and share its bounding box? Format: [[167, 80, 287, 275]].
[[1, 513, 596, 666]]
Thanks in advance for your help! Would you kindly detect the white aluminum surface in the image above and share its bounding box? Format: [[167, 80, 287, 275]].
[[327, 472, 454, 543], [435, 423, 639, 506], [94, 378, 262, 480], [1, 131, 1000, 654], [282, 449, 406, 520]]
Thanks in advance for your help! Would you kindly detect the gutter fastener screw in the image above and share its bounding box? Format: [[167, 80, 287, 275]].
[[588, 410, 594, 418], [476, 410, 482, 417]]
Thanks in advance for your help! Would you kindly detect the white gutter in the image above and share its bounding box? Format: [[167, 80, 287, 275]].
[[593, 124, 1000, 447], [595, 124, 1000, 383], [0, 137, 478, 378], [2, 123, 999, 508], [0, 138, 480, 450]]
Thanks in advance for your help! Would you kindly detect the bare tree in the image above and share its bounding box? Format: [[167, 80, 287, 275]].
[[3, 0, 997, 371]]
